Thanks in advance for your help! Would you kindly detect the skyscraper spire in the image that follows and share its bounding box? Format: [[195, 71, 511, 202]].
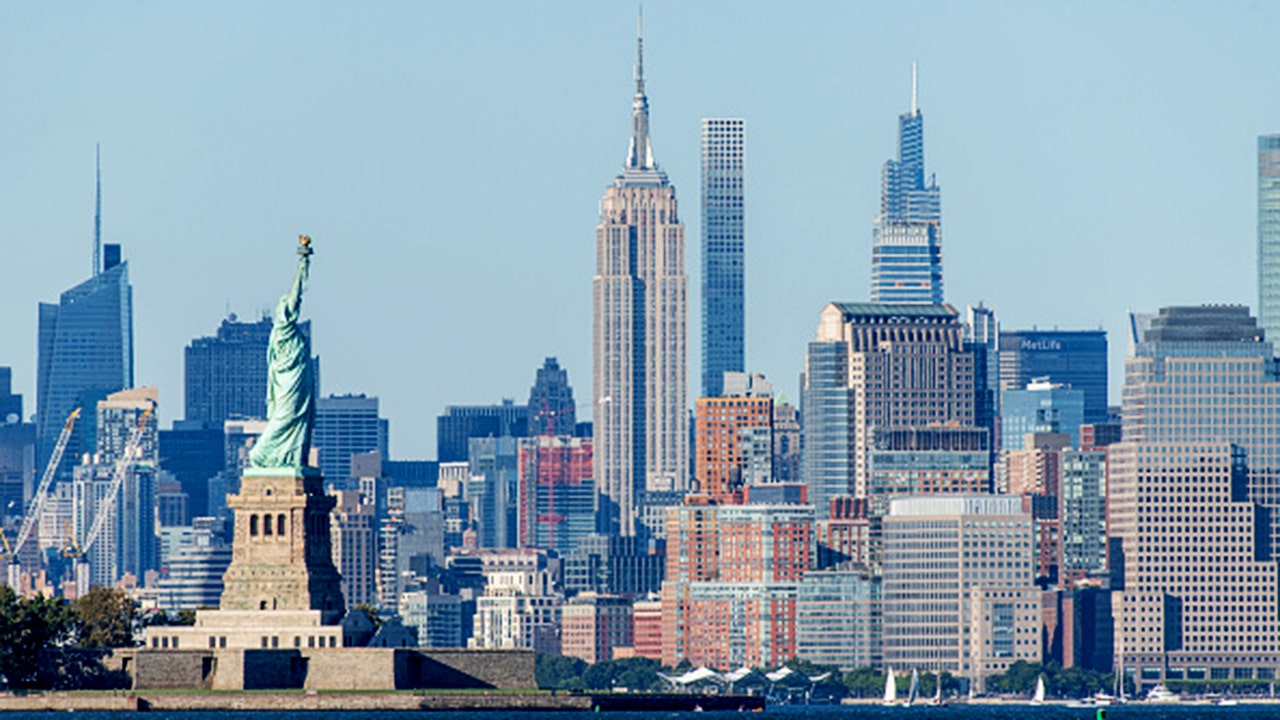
[[911, 61, 918, 116], [626, 3, 654, 171], [93, 144, 101, 277]]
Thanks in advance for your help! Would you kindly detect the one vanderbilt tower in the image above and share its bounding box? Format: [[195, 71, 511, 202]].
[[871, 63, 943, 304], [593, 13, 688, 537]]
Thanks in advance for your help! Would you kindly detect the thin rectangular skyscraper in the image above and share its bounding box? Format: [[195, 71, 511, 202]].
[[701, 118, 745, 398], [871, 64, 942, 304], [1259, 134, 1280, 344]]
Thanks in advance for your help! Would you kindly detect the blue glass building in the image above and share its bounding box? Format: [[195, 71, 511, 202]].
[[871, 67, 942, 305], [999, 330, 1108, 426], [1259, 134, 1280, 345], [701, 118, 745, 397], [1000, 379, 1085, 450], [37, 244, 133, 481]]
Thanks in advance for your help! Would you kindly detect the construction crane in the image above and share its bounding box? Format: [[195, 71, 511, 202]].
[[60, 521, 83, 559], [8, 408, 81, 567], [80, 407, 153, 558]]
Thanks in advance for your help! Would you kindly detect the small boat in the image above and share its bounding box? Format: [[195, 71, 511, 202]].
[[1145, 684, 1182, 704], [883, 667, 898, 706], [1030, 675, 1046, 706], [923, 678, 944, 706], [1218, 697, 1240, 707], [907, 668, 920, 706]]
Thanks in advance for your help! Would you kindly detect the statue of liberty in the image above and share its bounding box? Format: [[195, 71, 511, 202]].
[[248, 235, 316, 471]]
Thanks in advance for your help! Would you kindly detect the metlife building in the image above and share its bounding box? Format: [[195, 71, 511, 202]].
[[998, 330, 1108, 425]]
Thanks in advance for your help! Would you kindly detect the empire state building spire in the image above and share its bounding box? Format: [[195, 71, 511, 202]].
[[626, 7, 654, 171]]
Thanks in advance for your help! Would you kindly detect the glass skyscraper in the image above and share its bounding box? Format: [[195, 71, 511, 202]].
[[999, 329, 1108, 426], [871, 66, 942, 305], [701, 118, 745, 398], [37, 244, 133, 481], [1259, 134, 1280, 344]]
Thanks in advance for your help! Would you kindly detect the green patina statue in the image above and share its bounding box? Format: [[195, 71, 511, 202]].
[[248, 235, 316, 471]]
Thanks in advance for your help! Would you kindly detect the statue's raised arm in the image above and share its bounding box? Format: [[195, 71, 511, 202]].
[[248, 236, 317, 471]]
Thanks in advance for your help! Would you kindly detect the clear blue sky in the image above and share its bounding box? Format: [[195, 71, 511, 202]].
[[1, 2, 1277, 459]]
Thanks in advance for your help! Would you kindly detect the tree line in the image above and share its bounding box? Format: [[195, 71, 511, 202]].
[[0, 585, 175, 690]]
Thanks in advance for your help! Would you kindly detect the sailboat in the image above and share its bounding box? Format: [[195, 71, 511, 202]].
[[907, 668, 920, 706], [924, 677, 943, 706], [1031, 676, 1046, 706], [883, 667, 898, 706]]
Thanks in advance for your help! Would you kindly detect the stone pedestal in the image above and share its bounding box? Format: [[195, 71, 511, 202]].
[[219, 467, 345, 624]]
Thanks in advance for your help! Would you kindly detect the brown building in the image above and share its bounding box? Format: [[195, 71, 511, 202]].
[[694, 374, 773, 502], [561, 593, 633, 664], [630, 597, 663, 661]]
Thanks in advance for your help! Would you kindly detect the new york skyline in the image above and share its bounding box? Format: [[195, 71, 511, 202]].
[[2, 1, 1278, 459]]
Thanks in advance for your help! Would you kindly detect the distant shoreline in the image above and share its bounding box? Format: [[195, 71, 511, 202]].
[[0, 690, 765, 713]]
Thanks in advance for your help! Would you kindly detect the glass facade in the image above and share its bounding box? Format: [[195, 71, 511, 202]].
[[36, 257, 132, 481], [1260, 134, 1280, 345], [871, 93, 942, 305], [999, 330, 1109, 426], [802, 341, 851, 518], [701, 118, 745, 398], [1000, 382, 1085, 450]]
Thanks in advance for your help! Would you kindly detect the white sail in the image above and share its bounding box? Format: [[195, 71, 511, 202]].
[[1032, 676, 1046, 704], [908, 668, 919, 705], [884, 667, 898, 704]]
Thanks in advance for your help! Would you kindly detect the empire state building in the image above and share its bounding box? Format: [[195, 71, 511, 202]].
[[593, 18, 688, 536]]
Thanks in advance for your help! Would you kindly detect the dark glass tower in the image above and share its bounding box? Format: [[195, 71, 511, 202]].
[[871, 64, 942, 304], [37, 245, 133, 481], [527, 357, 576, 436], [701, 118, 745, 398]]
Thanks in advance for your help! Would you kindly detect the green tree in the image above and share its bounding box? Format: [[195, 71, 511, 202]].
[[536, 652, 587, 690], [73, 586, 139, 648], [0, 586, 75, 689], [843, 666, 885, 698], [353, 603, 381, 632]]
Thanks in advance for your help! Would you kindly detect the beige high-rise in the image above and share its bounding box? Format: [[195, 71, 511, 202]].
[[1110, 442, 1280, 687], [593, 21, 687, 536]]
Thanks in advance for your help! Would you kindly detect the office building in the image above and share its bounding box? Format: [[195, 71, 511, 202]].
[[866, 427, 990, 519], [563, 533, 664, 598], [468, 436, 518, 549], [1001, 379, 1085, 451], [999, 329, 1108, 425], [436, 401, 528, 464], [158, 420, 224, 520], [313, 394, 388, 485], [72, 387, 159, 588], [802, 302, 983, 516], [183, 314, 317, 425], [1109, 442, 1280, 687], [592, 20, 688, 536], [516, 435, 595, 554], [37, 242, 132, 483], [695, 373, 773, 501], [870, 65, 942, 304], [1260, 134, 1280, 343], [156, 523, 231, 612], [527, 358, 577, 436], [631, 597, 663, 661], [796, 567, 882, 671], [701, 117, 745, 398], [377, 487, 445, 612], [561, 592, 634, 664], [1059, 449, 1107, 586], [1122, 305, 1280, 557], [772, 401, 801, 484], [0, 368, 35, 521], [399, 589, 464, 648], [882, 495, 1041, 691], [330, 490, 378, 610], [469, 568, 561, 654]]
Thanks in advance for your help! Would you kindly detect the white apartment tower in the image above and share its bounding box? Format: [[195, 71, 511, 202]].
[[593, 16, 688, 536]]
